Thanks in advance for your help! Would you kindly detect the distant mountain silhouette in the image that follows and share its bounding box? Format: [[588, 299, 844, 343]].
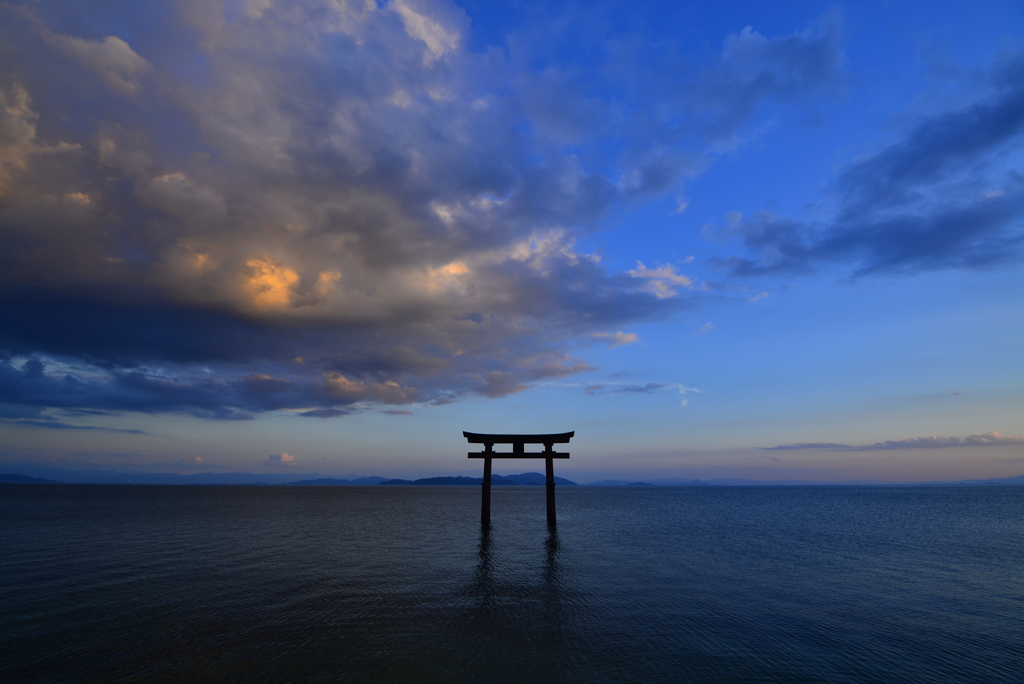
[[379, 476, 479, 486], [0, 468, 346, 485], [379, 472, 578, 486], [585, 479, 711, 486], [0, 474, 62, 483], [286, 477, 388, 486], [3, 465, 1024, 487]]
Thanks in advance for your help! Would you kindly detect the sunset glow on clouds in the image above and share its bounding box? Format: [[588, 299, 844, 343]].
[[1, 0, 1021, 480]]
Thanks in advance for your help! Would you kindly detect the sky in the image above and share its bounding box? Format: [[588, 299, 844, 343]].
[[1, 0, 1022, 482]]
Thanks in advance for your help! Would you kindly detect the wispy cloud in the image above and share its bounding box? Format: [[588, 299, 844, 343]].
[[0, 402, 144, 432], [764, 432, 1024, 451], [584, 382, 700, 407], [628, 263, 694, 298], [709, 52, 1024, 278], [0, 417, 144, 433], [592, 331, 640, 348]]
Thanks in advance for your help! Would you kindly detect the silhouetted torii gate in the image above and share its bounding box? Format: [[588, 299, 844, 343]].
[[464, 431, 574, 525]]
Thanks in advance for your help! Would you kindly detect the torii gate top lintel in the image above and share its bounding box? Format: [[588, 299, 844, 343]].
[[464, 431, 574, 458], [463, 431, 574, 443]]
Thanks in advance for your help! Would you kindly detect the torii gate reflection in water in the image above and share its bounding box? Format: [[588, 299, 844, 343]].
[[463, 431, 574, 526]]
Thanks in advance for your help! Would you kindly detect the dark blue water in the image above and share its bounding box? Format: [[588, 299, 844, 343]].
[[2, 484, 1022, 683]]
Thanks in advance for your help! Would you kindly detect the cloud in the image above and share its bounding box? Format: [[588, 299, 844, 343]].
[[0, 400, 144, 432], [612, 10, 845, 195], [323, 372, 420, 404], [0, 3, 848, 420], [619, 383, 670, 394], [765, 432, 1024, 451], [382, 409, 414, 415], [0, 83, 80, 197], [44, 33, 151, 97], [592, 331, 639, 348], [137, 173, 227, 229], [628, 262, 694, 298], [711, 51, 1024, 278], [0, 84, 41, 196], [156, 456, 206, 467], [389, 0, 466, 63], [584, 382, 699, 404], [268, 453, 299, 466], [475, 371, 529, 398], [690, 10, 845, 146], [298, 408, 359, 418], [0, 418, 144, 433], [762, 442, 853, 451]]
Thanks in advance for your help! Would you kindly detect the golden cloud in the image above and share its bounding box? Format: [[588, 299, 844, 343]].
[[244, 258, 300, 309]]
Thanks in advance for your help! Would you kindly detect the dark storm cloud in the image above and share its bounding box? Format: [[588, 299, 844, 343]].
[[0, 290, 284, 368], [0, 1, 845, 419], [711, 52, 1024, 278]]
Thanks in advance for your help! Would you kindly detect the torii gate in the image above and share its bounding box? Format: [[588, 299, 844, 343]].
[[464, 431, 574, 525]]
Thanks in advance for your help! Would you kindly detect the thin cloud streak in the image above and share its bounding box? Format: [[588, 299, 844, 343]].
[[764, 432, 1024, 451]]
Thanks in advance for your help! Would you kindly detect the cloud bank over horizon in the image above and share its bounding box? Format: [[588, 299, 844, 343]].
[[0, 0, 1021, 427], [764, 432, 1024, 452]]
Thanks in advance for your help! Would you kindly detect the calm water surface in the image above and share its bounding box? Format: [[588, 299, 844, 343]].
[[1, 484, 1022, 683]]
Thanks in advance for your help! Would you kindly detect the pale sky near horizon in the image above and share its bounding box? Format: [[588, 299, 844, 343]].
[[1, 0, 1022, 481]]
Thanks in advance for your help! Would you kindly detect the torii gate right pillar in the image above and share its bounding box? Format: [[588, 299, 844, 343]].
[[481, 450, 492, 526], [544, 443, 556, 524]]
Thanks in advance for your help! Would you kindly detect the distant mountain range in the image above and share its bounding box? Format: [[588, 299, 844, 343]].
[[0, 465, 367, 485], [0, 474, 62, 484], [587, 478, 710, 486], [286, 477, 389, 486], [378, 473, 578, 486], [2, 466, 1024, 487], [0, 467, 577, 486]]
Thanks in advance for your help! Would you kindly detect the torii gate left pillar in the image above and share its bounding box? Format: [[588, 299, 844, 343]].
[[464, 431, 574, 526]]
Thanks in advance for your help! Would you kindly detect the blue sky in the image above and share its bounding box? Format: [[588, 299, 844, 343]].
[[1, 0, 1022, 481]]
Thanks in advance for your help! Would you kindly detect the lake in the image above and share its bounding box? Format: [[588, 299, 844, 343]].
[[1, 484, 1022, 682]]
